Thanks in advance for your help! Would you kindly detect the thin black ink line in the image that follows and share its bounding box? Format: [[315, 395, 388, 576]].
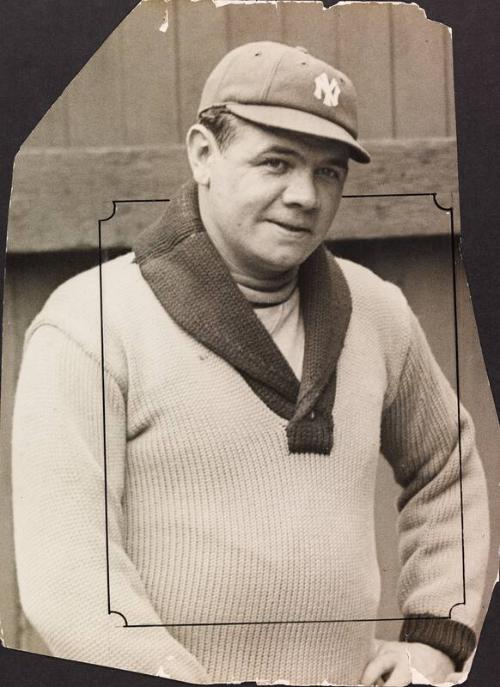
[[100, 192, 466, 624], [450, 205, 467, 605], [110, 194, 439, 202], [111, 199, 169, 204], [343, 193, 438, 199], [123, 616, 449, 629], [109, 610, 128, 627], [98, 219, 112, 616], [432, 193, 452, 212]]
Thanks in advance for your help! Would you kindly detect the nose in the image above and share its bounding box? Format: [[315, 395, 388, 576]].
[[281, 169, 318, 211]]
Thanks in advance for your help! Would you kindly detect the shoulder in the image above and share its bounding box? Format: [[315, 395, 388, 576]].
[[334, 253, 411, 332], [334, 256, 409, 319], [25, 253, 151, 382], [29, 252, 140, 329]]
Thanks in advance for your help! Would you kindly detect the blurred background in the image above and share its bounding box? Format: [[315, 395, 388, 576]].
[[1, 0, 498, 659]]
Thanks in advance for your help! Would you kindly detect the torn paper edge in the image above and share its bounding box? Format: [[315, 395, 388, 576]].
[[140, 1, 453, 37]]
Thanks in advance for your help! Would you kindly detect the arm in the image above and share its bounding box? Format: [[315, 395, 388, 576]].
[[12, 324, 211, 682], [379, 308, 490, 672]]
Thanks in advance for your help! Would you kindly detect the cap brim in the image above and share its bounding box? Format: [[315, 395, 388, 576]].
[[225, 102, 371, 164]]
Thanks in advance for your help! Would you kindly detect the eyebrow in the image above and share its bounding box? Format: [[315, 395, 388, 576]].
[[257, 144, 348, 169]]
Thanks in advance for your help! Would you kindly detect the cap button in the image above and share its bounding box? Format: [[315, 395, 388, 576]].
[[295, 46, 309, 54]]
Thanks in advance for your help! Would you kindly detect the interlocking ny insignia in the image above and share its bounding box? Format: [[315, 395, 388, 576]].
[[314, 72, 341, 107]]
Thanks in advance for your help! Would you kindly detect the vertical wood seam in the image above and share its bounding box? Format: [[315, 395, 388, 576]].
[[118, 23, 129, 144], [388, 5, 397, 139], [61, 97, 71, 147], [278, 1, 286, 44], [224, 3, 233, 51], [334, 7, 341, 67], [66, 85, 73, 146], [172, 1, 182, 144], [442, 24, 452, 138]]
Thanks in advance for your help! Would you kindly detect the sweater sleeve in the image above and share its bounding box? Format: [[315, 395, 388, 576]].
[[11, 324, 211, 683], [381, 308, 490, 670]]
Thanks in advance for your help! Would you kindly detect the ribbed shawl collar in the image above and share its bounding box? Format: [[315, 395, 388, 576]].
[[133, 181, 352, 454]]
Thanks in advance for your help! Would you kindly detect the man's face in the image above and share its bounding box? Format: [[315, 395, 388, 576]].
[[197, 119, 349, 280]]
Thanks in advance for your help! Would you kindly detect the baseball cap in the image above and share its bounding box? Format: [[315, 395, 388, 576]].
[[198, 41, 371, 164]]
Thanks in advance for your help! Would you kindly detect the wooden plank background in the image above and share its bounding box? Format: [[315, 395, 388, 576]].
[[22, 0, 456, 150], [8, 139, 458, 253], [11, 0, 459, 252], [2, 0, 498, 667]]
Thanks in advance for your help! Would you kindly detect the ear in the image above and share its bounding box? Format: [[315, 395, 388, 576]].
[[186, 124, 218, 187]]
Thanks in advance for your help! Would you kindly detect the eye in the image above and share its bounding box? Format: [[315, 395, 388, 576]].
[[316, 166, 343, 181], [262, 158, 289, 173]]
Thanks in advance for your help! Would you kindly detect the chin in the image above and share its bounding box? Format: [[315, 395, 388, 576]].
[[260, 252, 307, 273]]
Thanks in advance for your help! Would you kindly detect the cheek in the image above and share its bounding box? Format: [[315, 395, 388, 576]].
[[210, 185, 260, 240], [211, 183, 243, 227], [318, 192, 342, 230], [212, 175, 236, 204], [212, 170, 251, 208], [228, 190, 275, 230]]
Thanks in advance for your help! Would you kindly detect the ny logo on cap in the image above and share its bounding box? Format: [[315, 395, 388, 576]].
[[314, 72, 341, 107]]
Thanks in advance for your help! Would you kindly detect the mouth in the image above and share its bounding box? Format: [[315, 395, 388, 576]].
[[269, 220, 312, 234]]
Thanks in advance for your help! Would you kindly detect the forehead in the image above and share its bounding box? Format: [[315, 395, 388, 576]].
[[230, 118, 350, 164]]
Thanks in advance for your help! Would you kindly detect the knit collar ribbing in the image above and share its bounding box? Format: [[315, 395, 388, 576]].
[[237, 277, 298, 307], [133, 181, 352, 454]]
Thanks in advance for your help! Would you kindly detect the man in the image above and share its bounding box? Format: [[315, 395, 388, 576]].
[[12, 42, 489, 685]]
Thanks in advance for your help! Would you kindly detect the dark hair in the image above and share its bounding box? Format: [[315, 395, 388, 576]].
[[197, 106, 239, 151], [198, 107, 350, 160]]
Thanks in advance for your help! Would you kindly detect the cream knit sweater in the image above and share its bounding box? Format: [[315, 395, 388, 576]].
[[12, 249, 489, 684]]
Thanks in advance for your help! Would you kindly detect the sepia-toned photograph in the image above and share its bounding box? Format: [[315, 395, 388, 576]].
[[0, 2, 498, 685]]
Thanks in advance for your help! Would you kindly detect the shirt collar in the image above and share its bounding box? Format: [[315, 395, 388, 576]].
[[133, 180, 352, 454]]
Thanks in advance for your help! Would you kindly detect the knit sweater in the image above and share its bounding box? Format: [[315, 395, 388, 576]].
[[11, 188, 489, 684]]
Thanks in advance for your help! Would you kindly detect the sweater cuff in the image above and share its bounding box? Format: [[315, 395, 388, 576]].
[[400, 617, 476, 671]]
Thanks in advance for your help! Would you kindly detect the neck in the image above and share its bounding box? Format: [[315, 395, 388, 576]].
[[236, 274, 298, 306], [222, 254, 298, 307]]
